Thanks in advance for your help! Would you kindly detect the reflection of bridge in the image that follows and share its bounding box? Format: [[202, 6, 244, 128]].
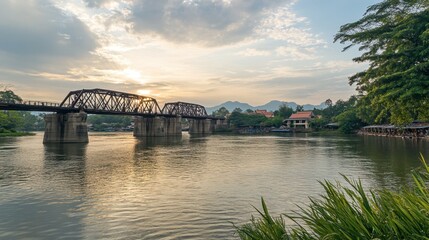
[[0, 89, 226, 143]]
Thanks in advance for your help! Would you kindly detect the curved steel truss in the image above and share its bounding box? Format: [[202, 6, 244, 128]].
[[60, 89, 161, 115], [162, 102, 208, 118]]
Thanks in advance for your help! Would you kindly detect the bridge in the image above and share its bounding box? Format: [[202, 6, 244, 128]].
[[0, 89, 227, 143]]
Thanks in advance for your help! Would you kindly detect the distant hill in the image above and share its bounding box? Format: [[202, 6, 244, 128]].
[[206, 100, 326, 114]]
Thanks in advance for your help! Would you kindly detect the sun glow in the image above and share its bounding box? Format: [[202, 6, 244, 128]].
[[137, 89, 151, 96]]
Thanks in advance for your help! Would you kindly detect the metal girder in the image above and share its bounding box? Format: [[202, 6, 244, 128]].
[[162, 102, 208, 118], [60, 88, 162, 115]]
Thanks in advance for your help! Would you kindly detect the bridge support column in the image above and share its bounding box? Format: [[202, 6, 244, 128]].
[[188, 119, 212, 134], [43, 112, 88, 143], [134, 116, 182, 137], [165, 116, 182, 136]]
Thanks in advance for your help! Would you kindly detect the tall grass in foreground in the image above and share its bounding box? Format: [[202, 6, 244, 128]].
[[236, 155, 429, 240]]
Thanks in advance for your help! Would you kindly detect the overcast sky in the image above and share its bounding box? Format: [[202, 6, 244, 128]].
[[0, 0, 378, 106]]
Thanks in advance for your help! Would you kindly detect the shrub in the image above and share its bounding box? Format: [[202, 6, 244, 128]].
[[236, 155, 429, 239]]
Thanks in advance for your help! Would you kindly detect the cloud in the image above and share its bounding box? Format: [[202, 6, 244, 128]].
[[84, 0, 115, 8], [256, 7, 326, 47], [275, 46, 317, 60], [237, 48, 271, 57], [0, 0, 130, 94], [0, 0, 101, 71], [125, 0, 290, 46]]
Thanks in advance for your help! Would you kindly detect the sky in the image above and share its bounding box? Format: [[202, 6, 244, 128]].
[[0, 0, 379, 107]]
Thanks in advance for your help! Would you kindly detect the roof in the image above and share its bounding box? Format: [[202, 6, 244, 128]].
[[288, 111, 314, 120], [254, 109, 274, 118]]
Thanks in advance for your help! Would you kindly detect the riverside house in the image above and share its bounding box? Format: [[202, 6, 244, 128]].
[[285, 111, 315, 129]]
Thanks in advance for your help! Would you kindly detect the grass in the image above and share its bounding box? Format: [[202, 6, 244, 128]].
[[236, 154, 429, 239]]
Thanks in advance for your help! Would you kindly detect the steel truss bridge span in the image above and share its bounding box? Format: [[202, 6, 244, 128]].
[[60, 89, 162, 115], [162, 102, 208, 118], [0, 88, 221, 120]]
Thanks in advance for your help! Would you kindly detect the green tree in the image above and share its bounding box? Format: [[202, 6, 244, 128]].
[[233, 107, 243, 113], [335, 0, 429, 125], [228, 112, 266, 127], [0, 111, 23, 132], [295, 105, 304, 112], [20, 112, 43, 131], [0, 89, 22, 103], [262, 116, 283, 128], [0, 89, 26, 132], [212, 107, 230, 118], [276, 104, 293, 119]]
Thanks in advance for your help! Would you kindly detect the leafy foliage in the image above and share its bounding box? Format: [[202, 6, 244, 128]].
[[275, 104, 293, 119], [0, 89, 22, 103], [311, 96, 364, 133], [0, 89, 43, 133], [228, 111, 267, 127], [87, 115, 132, 131], [235, 198, 291, 240], [335, 0, 429, 124], [236, 155, 429, 239], [212, 107, 230, 118]]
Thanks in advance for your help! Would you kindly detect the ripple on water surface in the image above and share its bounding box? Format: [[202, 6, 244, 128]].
[[0, 132, 427, 239]]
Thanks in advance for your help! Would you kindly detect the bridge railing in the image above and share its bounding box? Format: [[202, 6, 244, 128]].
[[0, 99, 64, 107], [21, 101, 63, 107]]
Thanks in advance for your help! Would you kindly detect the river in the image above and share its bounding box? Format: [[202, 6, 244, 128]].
[[1, 132, 428, 239]]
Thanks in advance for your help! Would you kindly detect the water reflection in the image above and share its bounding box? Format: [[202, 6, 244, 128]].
[[134, 135, 183, 149], [43, 143, 88, 194], [44, 143, 88, 160]]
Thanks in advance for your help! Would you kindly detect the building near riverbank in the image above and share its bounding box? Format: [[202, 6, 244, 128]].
[[359, 122, 429, 138], [285, 111, 315, 129]]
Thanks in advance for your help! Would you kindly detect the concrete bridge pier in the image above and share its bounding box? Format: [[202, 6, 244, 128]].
[[165, 116, 182, 136], [43, 112, 89, 143], [134, 116, 182, 137], [188, 119, 212, 134]]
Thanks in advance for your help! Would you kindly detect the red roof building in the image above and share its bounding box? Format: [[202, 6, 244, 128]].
[[285, 111, 315, 129], [254, 109, 274, 118]]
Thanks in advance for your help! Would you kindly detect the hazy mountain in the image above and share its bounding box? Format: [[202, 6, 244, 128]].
[[206, 100, 326, 114]]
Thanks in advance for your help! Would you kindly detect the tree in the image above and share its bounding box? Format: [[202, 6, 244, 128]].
[[335, 0, 429, 125], [0, 89, 26, 132], [276, 104, 293, 119], [228, 112, 266, 127], [0, 89, 22, 103], [295, 105, 304, 112], [233, 107, 243, 113], [212, 107, 229, 118]]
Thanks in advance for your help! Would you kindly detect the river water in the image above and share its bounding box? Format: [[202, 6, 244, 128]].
[[1, 132, 428, 239]]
